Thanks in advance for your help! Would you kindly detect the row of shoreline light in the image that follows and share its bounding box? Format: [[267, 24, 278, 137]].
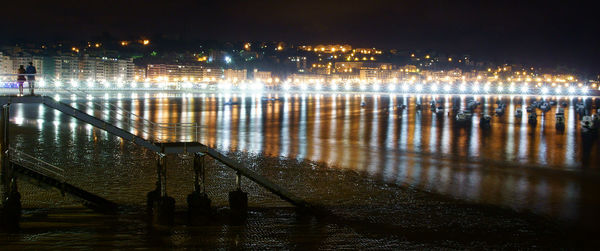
[[5, 78, 595, 95]]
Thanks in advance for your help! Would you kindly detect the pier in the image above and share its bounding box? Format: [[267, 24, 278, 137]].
[[0, 92, 311, 229]]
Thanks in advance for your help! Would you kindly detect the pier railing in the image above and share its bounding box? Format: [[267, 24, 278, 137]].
[[8, 147, 65, 182], [62, 88, 201, 143]]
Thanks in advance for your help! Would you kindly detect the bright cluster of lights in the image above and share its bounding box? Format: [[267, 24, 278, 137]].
[[2, 76, 595, 96], [268, 81, 591, 95]]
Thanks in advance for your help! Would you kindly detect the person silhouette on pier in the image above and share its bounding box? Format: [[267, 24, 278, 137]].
[[25, 62, 37, 95], [17, 65, 26, 96]]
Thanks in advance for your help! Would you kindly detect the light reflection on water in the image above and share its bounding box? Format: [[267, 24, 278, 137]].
[[9, 92, 600, 220]]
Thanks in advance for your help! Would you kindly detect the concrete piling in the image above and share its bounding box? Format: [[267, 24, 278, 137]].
[[229, 172, 248, 222], [148, 152, 175, 226], [187, 191, 211, 225], [187, 153, 211, 225]]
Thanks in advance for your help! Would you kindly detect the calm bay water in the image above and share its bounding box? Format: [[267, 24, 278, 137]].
[[2, 91, 600, 248], [8, 91, 600, 220]]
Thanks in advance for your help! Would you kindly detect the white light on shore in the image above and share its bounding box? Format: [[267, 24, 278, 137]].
[[521, 86, 528, 93]]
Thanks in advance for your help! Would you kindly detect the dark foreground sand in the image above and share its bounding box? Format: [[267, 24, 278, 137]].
[[2, 151, 595, 249]]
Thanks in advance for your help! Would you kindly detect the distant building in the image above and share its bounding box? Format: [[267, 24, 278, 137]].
[[53, 55, 80, 82], [134, 65, 146, 81], [224, 69, 247, 82], [147, 64, 204, 82], [79, 55, 134, 83], [359, 68, 392, 82], [288, 56, 307, 70], [299, 44, 352, 53], [202, 68, 223, 81], [252, 69, 271, 81], [0, 52, 44, 78], [335, 62, 392, 74]]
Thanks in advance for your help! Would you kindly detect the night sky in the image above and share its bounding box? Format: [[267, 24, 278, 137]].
[[2, 0, 598, 74]]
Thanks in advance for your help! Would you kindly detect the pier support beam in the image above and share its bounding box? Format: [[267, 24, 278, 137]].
[[0, 104, 21, 231], [148, 153, 174, 226], [228, 171, 248, 222], [187, 152, 211, 225]]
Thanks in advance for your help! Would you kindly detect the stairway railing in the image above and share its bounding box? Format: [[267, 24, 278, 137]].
[[8, 147, 65, 182], [62, 88, 201, 143]]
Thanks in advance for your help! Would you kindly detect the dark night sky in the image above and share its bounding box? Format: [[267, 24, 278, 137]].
[[2, 0, 599, 75]]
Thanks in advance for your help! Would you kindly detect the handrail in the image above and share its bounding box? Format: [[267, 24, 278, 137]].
[[63, 89, 202, 142], [8, 147, 65, 181]]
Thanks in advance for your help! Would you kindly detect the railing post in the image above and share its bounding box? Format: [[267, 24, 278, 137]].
[[0, 104, 21, 231], [187, 152, 211, 225], [1, 104, 9, 199]]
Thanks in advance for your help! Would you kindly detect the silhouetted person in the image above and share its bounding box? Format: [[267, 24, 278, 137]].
[[17, 65, 26, 96], [25, 62, 36, 95]]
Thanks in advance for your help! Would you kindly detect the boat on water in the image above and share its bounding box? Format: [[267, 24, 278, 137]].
[[515, 109, 523, 118], [224, 100, 240, 105], [540, 103, 550, 112], [526, 106, 534, 113], [495, 107, 505, 116], [455, 110, 473, 124], [581, 115, 599, 132], [555, 109, 565, 130], [528, 113, 537, 125], [435, 106, 444, 115], [480, 114, 492, 128]]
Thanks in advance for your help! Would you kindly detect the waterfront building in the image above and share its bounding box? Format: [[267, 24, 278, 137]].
[[224, 69, 247, 82], [252, 69, 271, 82]]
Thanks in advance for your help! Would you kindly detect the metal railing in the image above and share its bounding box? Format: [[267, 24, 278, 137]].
[[8, 147, 65, 182], [63, 88, 201, 143]]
